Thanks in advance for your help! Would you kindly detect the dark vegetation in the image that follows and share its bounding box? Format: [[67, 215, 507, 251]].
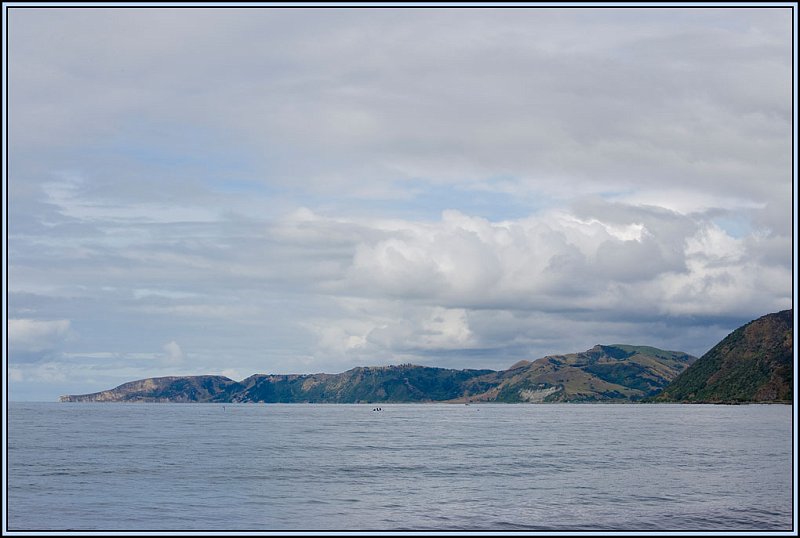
[[652, 309, 793, 403]]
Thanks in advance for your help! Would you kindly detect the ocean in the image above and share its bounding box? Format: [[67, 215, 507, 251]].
[[6, 402, 794, 532]]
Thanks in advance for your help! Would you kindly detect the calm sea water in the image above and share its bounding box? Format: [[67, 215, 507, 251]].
[[6, 402, 795, 531]]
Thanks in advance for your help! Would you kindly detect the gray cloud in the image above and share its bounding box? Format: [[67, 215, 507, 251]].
[[10, 8, 791, 199], [6, 6, 794, 400]]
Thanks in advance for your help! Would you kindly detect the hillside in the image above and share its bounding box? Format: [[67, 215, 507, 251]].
[[59, 375, 240, 403], [463, 345, 696, 402], [60, 345, 695, 403], [654, 309, 793, 403], [217, 364, 495, 403], [59, 365, 495, 403]]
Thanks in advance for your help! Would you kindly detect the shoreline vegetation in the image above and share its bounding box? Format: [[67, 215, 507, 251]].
[[60, 309, 793, 405]]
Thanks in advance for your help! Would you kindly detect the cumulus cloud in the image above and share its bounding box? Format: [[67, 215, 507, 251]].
[[307, 303, 477, 358], [285, 203, 790, 364], [330, 205, 786, 315]]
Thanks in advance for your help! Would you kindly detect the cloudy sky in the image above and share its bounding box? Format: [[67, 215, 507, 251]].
[[5, 5, 795, 400]]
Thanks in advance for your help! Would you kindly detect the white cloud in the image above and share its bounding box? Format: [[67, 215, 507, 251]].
[[685, 223, 745, 262], [360, 306, 476, 353], [9, 319, 71, 354], [162, 341, 185, 365], [339, 207, 682, 308], [289, 205, 790, 360]]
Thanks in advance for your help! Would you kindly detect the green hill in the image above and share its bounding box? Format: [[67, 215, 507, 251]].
[[654, 309, 793, 403], [221, 364, 495, 403], [463, 344, 695, 402], [60, 345, 695, 403]]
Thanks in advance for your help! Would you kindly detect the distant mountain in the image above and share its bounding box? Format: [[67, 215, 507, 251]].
[[463, 345, 696, 403], [60, 344, 695, 403], [654, 309, 793, 403]]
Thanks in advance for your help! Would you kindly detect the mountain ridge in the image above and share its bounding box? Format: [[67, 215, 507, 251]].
[[58, 310, 796, 404], [60, 344, 695, 404]]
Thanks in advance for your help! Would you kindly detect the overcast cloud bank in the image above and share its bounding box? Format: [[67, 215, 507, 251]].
[[6, 6, 794, 400]]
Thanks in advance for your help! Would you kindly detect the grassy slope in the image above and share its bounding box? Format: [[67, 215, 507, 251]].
[[655, 309, 793, 403], [464, 345, 695, 402]]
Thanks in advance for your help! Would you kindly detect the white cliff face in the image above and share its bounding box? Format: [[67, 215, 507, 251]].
[[518, 386, 562, 402]]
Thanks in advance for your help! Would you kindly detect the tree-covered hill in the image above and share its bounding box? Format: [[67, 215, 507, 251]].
[[653, 309, 793, 403]]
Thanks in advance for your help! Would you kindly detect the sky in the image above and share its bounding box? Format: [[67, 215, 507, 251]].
[[4, 4, 796, 401]]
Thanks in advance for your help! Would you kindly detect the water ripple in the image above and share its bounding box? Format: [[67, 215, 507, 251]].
[[7, 402, 793, 532]]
